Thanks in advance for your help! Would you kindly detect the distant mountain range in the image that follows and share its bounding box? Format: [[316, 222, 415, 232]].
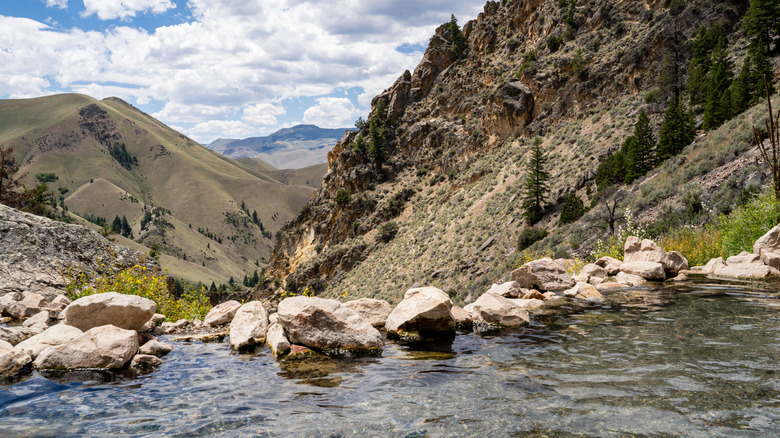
[[0, 94, 327, 285], [207, 124, 352, 169]]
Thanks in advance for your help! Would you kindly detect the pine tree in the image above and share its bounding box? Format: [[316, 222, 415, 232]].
[[121, 215, 132, 238], [625, 110, 656, 183], [657, 101, 696, 162], [689, 25, 722, 106], [702, 40, 733, 130], [368, 100, 388, 171], [522, 137, 551, 225], [749, 37, 775, 103], [112, 215, 122, 234], [449, 14, 466, 56], [743, 0, 780, 54], [731, 56, 752, 115]]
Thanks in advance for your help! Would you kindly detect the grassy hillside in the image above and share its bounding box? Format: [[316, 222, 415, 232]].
[[0, 94, 325, 284]]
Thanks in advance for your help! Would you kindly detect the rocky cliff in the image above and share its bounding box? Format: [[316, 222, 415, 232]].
[[260, 0, 755, 303]]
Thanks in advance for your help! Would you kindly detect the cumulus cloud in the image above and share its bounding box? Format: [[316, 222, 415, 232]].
[[81, 0, 175, 21], [44, 0, 68, 9], [179, 120, 255, 143], [303, 97, 360, 128], [242, 103, 286, 126]]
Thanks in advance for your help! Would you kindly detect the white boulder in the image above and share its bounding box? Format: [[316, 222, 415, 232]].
[[64, 292, 156, 331], [385, 287, 456, 340], [229, 301, 269, 350]]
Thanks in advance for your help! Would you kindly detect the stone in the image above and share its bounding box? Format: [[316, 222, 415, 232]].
[[170, 332, 227, 343], [623, 236, 688, 277], [1, 340, 31, 377], [615, 272, 648, 287], [34, 325, 139, 370], [726, 251, 761, 265], [3, 300, 29, 320], [563, 282, 604, 301], [14, 324, 84, 360], [522, 290, 545, 300], [595, 257, 623, 276], [277, 296, 383, 352], [671, 273, 688, 282], [470, 293, 530, 327], [288, 344, 315, 358], [754, 224, 780, 270], [700, 257, 726, 274], [510, 258, 576, 291], [596, 282, 630, 291], [620, 261, 666, 281], [268, 313, 279, 325], [344, 298, 393, 328], [139, 313, 166, 332], [450, 305, 473, 329], [138, 339, 174, 356], [0, 325, 27, 345], [22, 310, 49, 329], [712, 252, 780, 279], [266, 322, 290, 356], [573, 263, 608, 285], [130, 354, 163, 369], [507, 298, 546, 309], [542, 292, 558, 300], [385, 287, 456, 340], [20, 292, 46, 309], [204, 300, 242, 326], [229, 301, 269, 350], [485, 281, 523, 298], [64, 292, 156, 331]]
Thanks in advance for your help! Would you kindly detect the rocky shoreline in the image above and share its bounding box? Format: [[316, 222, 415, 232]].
[[4, 220, 780, 379]]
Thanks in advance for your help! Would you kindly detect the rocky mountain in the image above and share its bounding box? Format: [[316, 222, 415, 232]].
[[0, 94, 326, 285], [208, 125, 352, 169], [260, 0, 776, 302]]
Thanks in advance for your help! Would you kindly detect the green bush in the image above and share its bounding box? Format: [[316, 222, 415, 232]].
[[378, 221, 398, 243], [335, 189, 351, 207], [547, 35, 563, 53], [717, 190, 780, 256], [35, 172, 58, 183], [559, 192, 586, 224], [517, 227, 548, 251]]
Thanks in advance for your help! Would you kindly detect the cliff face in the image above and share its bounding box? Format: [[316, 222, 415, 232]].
[[261, 0, 749, 302]]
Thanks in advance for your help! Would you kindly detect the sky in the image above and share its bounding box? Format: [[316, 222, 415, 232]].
[[0, 0, 486, 144]]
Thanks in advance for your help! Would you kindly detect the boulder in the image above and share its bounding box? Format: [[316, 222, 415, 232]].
[[344, 298, 393, 328], [522, 290, 545, 300], [615, 271, 648, 287], [563, 282, 604, 301], [470, 293, 530, 327], [0, 325, 29, 345], [385, 287, 456, 340], [204, 300, 242, 327], [623, 236, 688, 277], [22, 310, 50, 329], [510, 258, 576, 291], [229, 301, 269, 350], [277, 296, 383, 353], [700, 257, 726, 274], [1, 339, 31, 377], [34, 325, 139, 370], [266, 322, 290, 356], [595, 257, 623, 275], [596, 282, 630, 291], [712, 252, 780, 279], [14, 324, 84, 360], [139, 313, 166, 332], [754, 224, 780, 270], [450, 305, 473, 329], [485, 281, 523, 298], [130, 354, 163, 370], [507, 298, 546, 309], [573, 264, 608, 285], [620, 261, 666, 281], [138, 339, 174, 356], [20, 292, 46, 309], [64, 292, 156, 331]]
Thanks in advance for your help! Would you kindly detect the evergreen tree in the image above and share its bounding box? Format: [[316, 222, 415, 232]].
[[368, 100, 388, 171], [625, 110, 656, 183], [731, 56, 752, 115], [521, 137, 551, 225], [689, 25, 723, 106], [657, 101, 696, 162], [594, 149, 627, 190], [449, 14, 466, 56], [743, 0, 780, 53], [121, 215, 132, 238], [749, 37, 775, 103], [112, 215, 122, 234], [559, 192, 586, 225], [702, 40, 734, 130]]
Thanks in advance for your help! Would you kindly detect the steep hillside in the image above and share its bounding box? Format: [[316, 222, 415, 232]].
[[208, 125, 351, 169], [0, 94, 321, 284], [261, 0, 774, 303]]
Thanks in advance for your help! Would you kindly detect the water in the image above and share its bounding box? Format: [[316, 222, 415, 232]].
[[2, 282, 780, 437]]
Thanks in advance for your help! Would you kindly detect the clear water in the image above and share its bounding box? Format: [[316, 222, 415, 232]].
[[2, 282, 780, 437]]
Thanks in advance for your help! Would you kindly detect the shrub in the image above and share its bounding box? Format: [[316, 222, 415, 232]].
[[717, 189, 780, 256], [35, 172, 58, 183], [517, 226, 548, 251], [547, 35, 563, 53], [378, 221, 398, 243], [335, 189, 351, 207], [656, 226, 725, 267], [559, 192, 586, 224], [590, 208, 647, 260], [63, 258, 211, 321]]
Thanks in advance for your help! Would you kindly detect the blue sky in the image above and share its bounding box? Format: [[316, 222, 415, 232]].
[[0, 0, 486, 143]]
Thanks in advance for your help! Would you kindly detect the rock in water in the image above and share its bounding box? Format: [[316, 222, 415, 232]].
[[754, 224, 780, 270], [510, 258, 575, 291], [1, 340, 31, 377], [619, 261, 666, 281], [470, 293, 530, 328], [204, 300, 242, 327], [138, 339, 174, 356], [385, 287, 456, 341], [277, 296, 383, 354], [33, 325, 139, 370], [266, 322, 291, 356], [229, 301, 269, 350], [64, 292, 156, 331], [623, 236, 688, 277], [14, 324, 83, 360], [344, 298, 393, 328]]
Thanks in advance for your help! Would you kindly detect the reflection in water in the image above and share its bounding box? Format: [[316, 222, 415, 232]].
[[1, 282, 780, 436]]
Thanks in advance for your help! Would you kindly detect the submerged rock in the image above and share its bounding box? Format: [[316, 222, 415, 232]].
[[277, 296, 383, 354], [510, 258, 575, 291], [64, 292, 156, 331], [344, 298, 393, 328], [385, 287, 456, 341], [229, 301, 269, 350], [130, 354, 163, 370], [615, 272, 648, 287], [138, 339, 174, 356], [34, 324, 139, 370], [204, 300, 242, 327]]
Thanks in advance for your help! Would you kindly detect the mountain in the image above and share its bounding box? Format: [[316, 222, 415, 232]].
[[0, 94, 326, 285], [208, 125, 352, 169], [260, 0, 776, 302]]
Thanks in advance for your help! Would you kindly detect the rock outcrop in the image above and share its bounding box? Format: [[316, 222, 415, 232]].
[[385, 287, 456, 341], [64, 292, 156, 331], [277, 296, 383, 353]]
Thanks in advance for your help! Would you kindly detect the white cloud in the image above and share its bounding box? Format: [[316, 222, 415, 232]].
[[44, 0, 68, 9], [242, 103, 286, 125], [152, 102, 232, 124], [179, 120, 255, 144], [81, 0, 175, 21], [303, 97, 360, 128]]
